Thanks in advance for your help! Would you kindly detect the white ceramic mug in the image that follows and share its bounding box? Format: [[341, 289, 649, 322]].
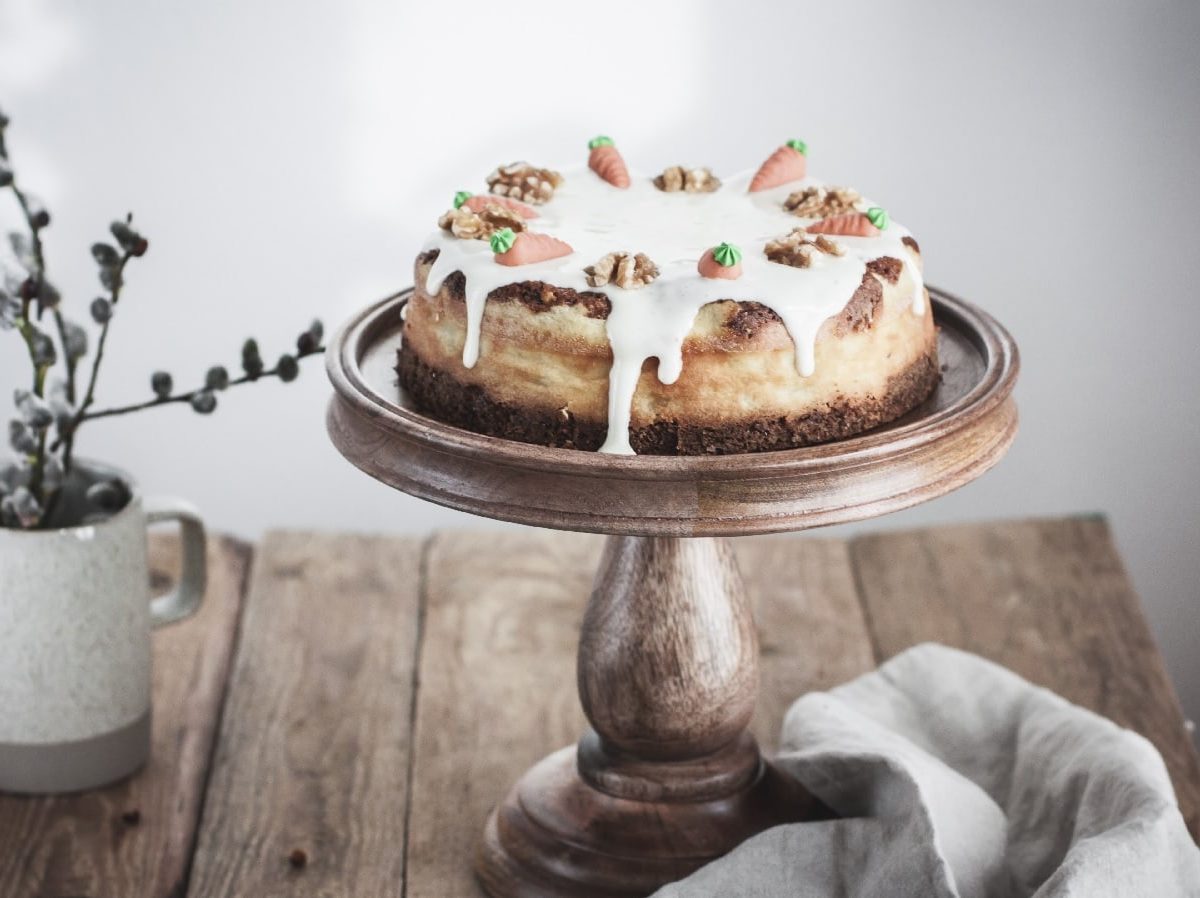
[[0, 460, 206, 794]]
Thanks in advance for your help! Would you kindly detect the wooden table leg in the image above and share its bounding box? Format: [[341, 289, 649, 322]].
[[475, 536, 826, 898]]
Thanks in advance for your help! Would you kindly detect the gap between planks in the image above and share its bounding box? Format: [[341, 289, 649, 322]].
[[184, 531, 428, 898], [399, 534, 435, 898]]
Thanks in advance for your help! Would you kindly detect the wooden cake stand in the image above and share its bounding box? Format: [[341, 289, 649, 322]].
[[326, 287, 1019, 898]]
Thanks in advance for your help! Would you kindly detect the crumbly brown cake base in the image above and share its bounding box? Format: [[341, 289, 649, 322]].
[[397, 342, 941, 456]]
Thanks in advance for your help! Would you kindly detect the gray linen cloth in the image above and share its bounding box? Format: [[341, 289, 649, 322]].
[[656, 644, 1200, 897]]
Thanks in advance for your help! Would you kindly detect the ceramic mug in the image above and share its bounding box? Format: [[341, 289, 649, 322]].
[[0, 460, 206, 794]]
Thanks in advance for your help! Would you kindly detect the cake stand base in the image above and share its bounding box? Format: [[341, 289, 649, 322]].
[[478, 746, 821, 898]]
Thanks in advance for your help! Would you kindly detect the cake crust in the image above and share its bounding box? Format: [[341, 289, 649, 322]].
[[398, 338, 939, 455]]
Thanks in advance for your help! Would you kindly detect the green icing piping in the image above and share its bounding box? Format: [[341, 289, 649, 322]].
[[588, 135, 615, 149], [712, 242, 742, 267], [490, 228, 516, 254], [785, 139, 808, 154], [866, 207, 889, 229], [453, 190, 472, 209]]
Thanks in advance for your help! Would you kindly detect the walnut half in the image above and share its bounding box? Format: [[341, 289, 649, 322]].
[[584, 252, 660, 289], [438, 203, 526, 240], [783, 185, 862, 219], [486, 162, 563, 205], [653, 165, 721, 193], [764, 229, 845, 268]]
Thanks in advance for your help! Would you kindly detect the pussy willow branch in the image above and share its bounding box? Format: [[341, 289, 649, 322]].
[[2, 128, 79, 404], [59, 253, 131, 471], [50, 346, 325, 440], [14, 317, 45, 387], [0, 124, 57, 503], [0, 132, 49, 393], [51, 313, 76, 403]]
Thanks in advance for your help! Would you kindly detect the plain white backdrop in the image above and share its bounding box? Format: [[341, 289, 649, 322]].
[[2, 1, 1197, 724]]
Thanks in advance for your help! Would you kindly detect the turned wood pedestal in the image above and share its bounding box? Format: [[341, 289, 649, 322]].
[[326, 288, 1019, 897], [477, 535, 826, 896]]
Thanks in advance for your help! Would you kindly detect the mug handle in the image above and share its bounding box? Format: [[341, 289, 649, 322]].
[[144, 497, 208, 628]]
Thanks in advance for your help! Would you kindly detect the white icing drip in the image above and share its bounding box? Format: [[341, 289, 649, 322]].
[[422, 166, 923, 454], [906, 253, 927, 316]]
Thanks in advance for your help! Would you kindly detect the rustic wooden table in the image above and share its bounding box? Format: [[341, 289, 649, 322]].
[[2, 517, 1197, 897]]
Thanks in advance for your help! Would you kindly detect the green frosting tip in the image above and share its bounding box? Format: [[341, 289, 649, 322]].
[[712, 242, 742, 267], [785, 139, 808, 155], [588, 135, 615, 150], [866, 207, 889, 229], [453, 190, 472, 209], [490, 228, 516, 254]]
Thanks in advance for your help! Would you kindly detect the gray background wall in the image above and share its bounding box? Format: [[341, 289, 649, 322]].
[[2, 1, 1197, 726]]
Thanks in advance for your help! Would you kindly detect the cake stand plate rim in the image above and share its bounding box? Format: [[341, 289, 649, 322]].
[[324, 286, 1019, 534], [326, 286, 1017, 475]]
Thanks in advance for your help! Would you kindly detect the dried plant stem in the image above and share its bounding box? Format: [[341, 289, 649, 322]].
[[59, 254, 130, 471], [52, 309, 78, 403], [15, 316, 44, 387], [71, 348, 326, 426], [26, 365, 49, 499], [10, 309, 55, 515], [4, 211, 49, 394], [1, 131, 58, 516], [2, 155, 49, 310]]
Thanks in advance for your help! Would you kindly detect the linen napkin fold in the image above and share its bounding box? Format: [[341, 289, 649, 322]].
[[655, 643, 1200, 898]]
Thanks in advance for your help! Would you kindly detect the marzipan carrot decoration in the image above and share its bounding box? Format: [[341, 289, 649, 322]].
[[491, 228, 574, 266], [457, 191, 539, 219], [588, 136, 631, 188], [698, 242, 743, 280], [806, 207, 889, 237], [748, 139, 807, 192]]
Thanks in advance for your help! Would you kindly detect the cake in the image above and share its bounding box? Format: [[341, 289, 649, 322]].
[[398, 138, 938, 455]]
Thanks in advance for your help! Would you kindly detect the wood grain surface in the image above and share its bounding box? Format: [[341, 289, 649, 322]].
[[850, 515, 1200, 839], [1, 518, 1194, 898], [405, 530, 594, 898], [577, 537, 759, 760], [185, 532, 425, 898], [734, 536, 876, 751], [0, 533, 251, 898]]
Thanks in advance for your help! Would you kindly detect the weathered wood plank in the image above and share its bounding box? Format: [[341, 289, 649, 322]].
[[849, 516, 1200, 840], [405, 530, 596, 898], [186, 532, 423, 898], [734, 536, 875, 751], [0, 533, 251, 898]]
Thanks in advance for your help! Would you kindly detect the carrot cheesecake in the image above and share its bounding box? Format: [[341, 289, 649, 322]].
[[398, 138, 937, 455]]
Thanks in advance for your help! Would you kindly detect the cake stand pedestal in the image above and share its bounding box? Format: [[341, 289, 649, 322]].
[[326, 288, 1018, 898]]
